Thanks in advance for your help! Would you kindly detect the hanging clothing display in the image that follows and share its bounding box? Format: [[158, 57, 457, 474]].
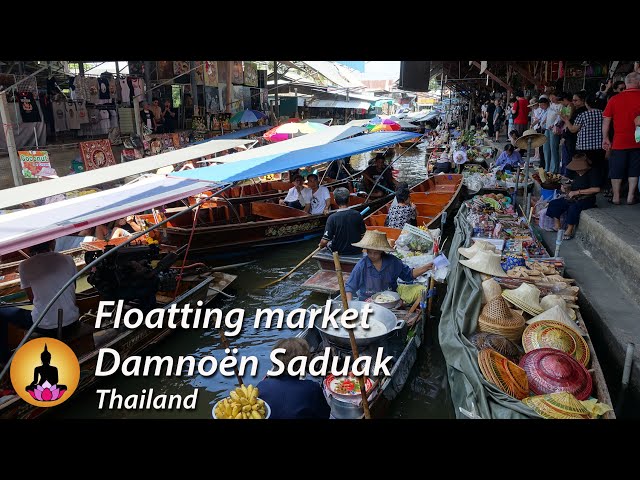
[[86, 77, 99, 104], [73, 75, 87, 100], [97, 77, 111, 100], [17, 92, 42, 123], [52, 98, 68, 132], [119, 77, 131, 105], [99, 109, 111, 134], [39, 93, 55, 136], [66, 101, 80, 129], [68, 76, 76, 100], [76, 100, 89, 124], [47, 77, 61, 96], [130, 77, 144, 102]]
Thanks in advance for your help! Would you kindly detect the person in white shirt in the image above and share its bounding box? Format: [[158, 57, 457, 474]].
[[0, 240, 80, 364], [306, 173, 331, 215], [279, 174, 311, 210]]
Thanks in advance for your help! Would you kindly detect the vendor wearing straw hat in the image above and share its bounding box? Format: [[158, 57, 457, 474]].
[[545, 153, 600, 240], [344, 230, 434, 301]]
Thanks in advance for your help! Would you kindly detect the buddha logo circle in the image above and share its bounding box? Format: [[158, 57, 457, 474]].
[[10, 338, 80, 407]]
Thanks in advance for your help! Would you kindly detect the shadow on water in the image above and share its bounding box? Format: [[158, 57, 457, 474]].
[[52, 144, 455, 419]]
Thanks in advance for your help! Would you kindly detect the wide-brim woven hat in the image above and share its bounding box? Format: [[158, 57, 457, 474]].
[[458, 239, 498, 259], [566, 156, 592, 172], [459, 250, 507, 278], [540, 294, 577, 321], [477, 296, 526, 341], [351, 229, 394, 252], [471, 332, 522, 363], [526, 305, 584, 336], [523, 320, 590, 367], [522, 392, 593, 419], [516, 129, 547, 149], [478, 349, 529, 400], [481, 278, 502, 304], [502, 282, 544, 316], [519, 348, 592, 400]]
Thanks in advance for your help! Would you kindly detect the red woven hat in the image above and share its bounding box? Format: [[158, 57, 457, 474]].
[[519, 348, 592, 400]]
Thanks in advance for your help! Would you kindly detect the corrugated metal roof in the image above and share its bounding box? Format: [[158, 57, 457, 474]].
[[308, 99, 372, 110]]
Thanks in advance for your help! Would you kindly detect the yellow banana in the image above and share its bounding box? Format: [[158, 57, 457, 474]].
[[231, 405, 240, 417], [235, 387, 245, 398], [252, 404, 260, 411], [234, 412, 242, 419], [251, 410, 262, 419], [229, 391, 240, 402], [242, 405, 252, 412], [241, 385, 249, 398]]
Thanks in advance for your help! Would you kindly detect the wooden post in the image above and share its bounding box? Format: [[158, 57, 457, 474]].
[[273, 60, 279, 119], [190, 61, 198, 117], [226, 61, 233, 114], [0, 91, 23, 186], [332, 252, 372, 419], [144, 61, 153, 104], [133, 95, 142, 137]]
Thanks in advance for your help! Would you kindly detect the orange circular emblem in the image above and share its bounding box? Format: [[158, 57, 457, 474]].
[[10, 338, 80, 407]]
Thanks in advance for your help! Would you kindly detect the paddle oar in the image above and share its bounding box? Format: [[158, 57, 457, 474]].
[[332, 251, 371, 419], [262, 246, 322, 288]]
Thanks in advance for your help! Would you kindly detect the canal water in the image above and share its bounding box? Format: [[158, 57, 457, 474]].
[[52, 143, 455, 419]]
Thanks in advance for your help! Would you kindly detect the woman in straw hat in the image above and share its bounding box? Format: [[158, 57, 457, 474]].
[[545, 153, 600, 240], [344, 230, 434, 301]]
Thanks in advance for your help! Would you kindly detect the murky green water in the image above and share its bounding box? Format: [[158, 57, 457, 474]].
[[52, 143, 454, 419]]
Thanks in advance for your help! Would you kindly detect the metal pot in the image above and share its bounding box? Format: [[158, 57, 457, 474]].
[[313, 300, 404, 349]]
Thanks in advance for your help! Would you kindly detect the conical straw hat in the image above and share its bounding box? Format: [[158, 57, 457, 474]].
[[526, 305, 584, 336], [459, 250, 507, 278], [523, 320, 590, 367], [482, 278, 502, 304], [458, 239, 498, 259], [519, 348, 592, 400], [351, 229, 394, 252], [522, 392, 593, 419], [478, 349, 529, 400], [502, 282, 543, 316], [540, 294, 576, 320], [478, 296, 526, 341], [516, 128, 547, 149]]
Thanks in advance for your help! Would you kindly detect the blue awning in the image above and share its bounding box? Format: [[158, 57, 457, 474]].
[[171, 131, 420, 184]]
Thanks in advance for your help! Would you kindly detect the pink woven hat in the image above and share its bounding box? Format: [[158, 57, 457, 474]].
[[519, 348, 592, 400]]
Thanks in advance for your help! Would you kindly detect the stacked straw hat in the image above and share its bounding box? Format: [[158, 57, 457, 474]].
[[501, 282, 544, 316], [481, 278, 502, 305], [522, 392, 593, 419], [470, 332, 521, 363], [351, 229, 394, 252], [540, 294, 577, 321], [526, 305, 585, 337], [458, 239, 498, 259], [477, 296, 526, 341], [478, 349, 529, 400], [459, 250, 507, 277], [522, 320, 590, 367], [519, 348, 592, 400]]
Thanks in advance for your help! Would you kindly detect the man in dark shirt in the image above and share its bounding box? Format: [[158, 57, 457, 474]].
[[362, 155, 397, 198], [319, 187, 365, 255], [257, 338, 330, 419]]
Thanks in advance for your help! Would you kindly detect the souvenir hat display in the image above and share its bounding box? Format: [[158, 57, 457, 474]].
[[526, 305, 585, 337], [522, 392, 593, 419], [470, 332, 521, 363], [515, 128, 547, 150], [477, 296, 526, 341], [478, 349, 529, 400], [481, 278, 502, 304], [501, 282, 544, 316], [540, 294, 577, 321], [459, 250, 507, 277], [458, 239, 498, 259], [351, 229, 395, 252], [519, 348, 592, 400], [522, 320, 590, 367]]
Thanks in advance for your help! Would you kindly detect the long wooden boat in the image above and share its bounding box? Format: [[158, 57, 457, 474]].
[[0, 268, 236, 419], [296, 300, 425, 419], [302, 174, 463, 296], [138, 189, 394, 256]]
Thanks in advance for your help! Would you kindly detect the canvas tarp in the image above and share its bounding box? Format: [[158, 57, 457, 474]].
[[438, 203, 540, 419]]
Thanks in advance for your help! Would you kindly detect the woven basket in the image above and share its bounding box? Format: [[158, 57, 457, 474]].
[[522, 392, 592, 419], [478, 297, 526, 341], [471, 332, 522, 363], [482, 278, 502, 304], [478, 349, 529, 400]]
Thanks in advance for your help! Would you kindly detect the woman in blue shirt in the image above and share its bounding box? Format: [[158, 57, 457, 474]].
[[345, 230, 434, 301], [494, 144, 523, 172]]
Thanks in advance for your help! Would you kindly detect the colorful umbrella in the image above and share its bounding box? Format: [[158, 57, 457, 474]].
[[262, 121, 329, 142], [230, 109, 267, 124], [368, 123, 401, 132]]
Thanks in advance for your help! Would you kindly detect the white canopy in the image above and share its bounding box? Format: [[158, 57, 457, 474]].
[[0, 175, 213, 255], [199, 125, 365, 164], [0, 139, 251, 209]]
